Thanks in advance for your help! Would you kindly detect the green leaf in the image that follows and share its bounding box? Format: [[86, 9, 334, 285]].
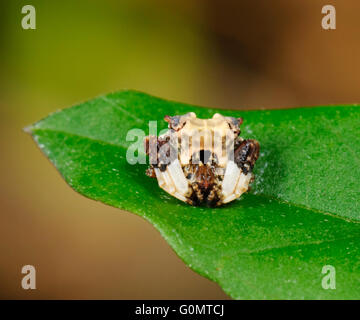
[[27, 90, 360, 299]]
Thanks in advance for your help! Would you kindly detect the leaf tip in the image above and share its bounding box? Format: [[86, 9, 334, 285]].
[[23, 124, 35, 135]]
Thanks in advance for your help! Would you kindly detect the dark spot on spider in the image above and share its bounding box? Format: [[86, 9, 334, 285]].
[[234, 139, 260, 174]]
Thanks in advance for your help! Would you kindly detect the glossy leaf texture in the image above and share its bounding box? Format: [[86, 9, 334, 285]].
[[27, 90, 360, 299]]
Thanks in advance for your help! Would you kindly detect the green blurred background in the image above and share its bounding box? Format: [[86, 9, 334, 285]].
[[0, 0, 359, 299]]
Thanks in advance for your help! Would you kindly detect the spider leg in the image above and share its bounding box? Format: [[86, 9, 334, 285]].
[[154, 159, 190, 203], [221, 139, 260, 203], [234, 139, 260, 174]]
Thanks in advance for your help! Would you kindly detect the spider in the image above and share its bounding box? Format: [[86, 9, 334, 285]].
[[144, 112, 259, 206]]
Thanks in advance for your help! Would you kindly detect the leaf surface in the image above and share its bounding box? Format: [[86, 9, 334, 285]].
[[28, 90, 360, 299]]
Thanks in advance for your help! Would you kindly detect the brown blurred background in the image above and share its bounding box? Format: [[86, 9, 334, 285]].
[[0, 0, 359, 299]]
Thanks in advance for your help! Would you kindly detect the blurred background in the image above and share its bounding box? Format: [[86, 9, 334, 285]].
[[0, 0, 359, 299]]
